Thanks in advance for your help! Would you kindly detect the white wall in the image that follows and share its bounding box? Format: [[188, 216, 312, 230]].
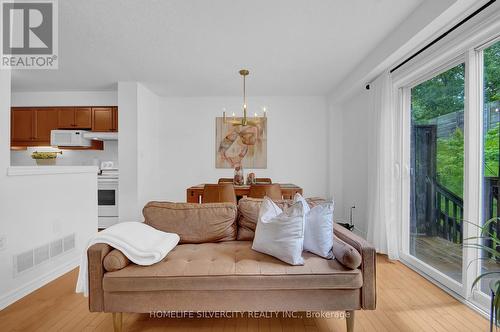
[[328, 101, 344, 222], [117, 84, 329, 218], [118, 82, 161, 220], [11, 90, 117, 106], [137, 85, 160, 208], [339, 88, 371, 237], [0, 79, 98, 309], [118, 82, 140, 221], [150, 96, 329, 202]]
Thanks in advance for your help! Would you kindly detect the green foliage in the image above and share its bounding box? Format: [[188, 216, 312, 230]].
[[485, 42, 500, 102], [412, 41, 500, 199], [485, 123, 500, 177], [435, 124, 499, 199], [436, 129, 463, 197], [411, 64, 465, 124]]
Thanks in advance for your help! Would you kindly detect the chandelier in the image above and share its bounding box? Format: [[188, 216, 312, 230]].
[[223, 69, 266, 126]]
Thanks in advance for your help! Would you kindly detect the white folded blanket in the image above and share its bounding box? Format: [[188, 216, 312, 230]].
[[75, 221, 180, 297]]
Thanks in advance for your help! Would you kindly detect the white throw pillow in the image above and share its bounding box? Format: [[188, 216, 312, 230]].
[[294, 193, 334, 259], [252, 197, 306, 265]]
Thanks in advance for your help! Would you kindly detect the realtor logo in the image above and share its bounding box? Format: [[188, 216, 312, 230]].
[[1, 0, 58, 69]]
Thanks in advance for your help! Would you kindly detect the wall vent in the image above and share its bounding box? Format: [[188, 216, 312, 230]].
[[15, 250, 34, 274], [34, 244, 50, 265], [13, 233, 76, 276], [63, 234, 75, 252], [50, 239, 63, 258]]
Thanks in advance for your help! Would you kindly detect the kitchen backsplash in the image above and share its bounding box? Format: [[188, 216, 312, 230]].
[[11, 141, 118, 167]]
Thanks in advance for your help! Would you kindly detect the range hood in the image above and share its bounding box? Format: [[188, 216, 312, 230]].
[[83, 132, 118, 141]]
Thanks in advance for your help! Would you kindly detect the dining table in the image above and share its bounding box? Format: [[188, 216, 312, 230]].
[[186, 183, 303, 203]]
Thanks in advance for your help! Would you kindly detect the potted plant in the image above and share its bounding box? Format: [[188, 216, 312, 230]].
[[464, 217, 500, 327]]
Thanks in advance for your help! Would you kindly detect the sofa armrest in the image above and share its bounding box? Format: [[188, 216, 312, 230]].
[[88, 243, 112, 312], [333, 224, 376, 309]]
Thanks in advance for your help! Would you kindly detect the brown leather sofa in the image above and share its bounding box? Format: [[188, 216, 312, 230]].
[[87, 198, 376, 332]]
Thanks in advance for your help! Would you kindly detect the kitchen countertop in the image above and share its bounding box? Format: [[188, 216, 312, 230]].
[[7, 166, 99, 176]]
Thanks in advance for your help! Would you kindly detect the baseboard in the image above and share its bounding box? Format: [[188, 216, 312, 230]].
[[0, 256, 80, 310]]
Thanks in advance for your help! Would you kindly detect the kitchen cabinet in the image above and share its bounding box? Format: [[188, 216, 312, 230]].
[[92, 107, 118, 132], [35, 108, 59, 142], [75, 108, 92, 128], [11, 108, 34, 143], [57, 107, 92, 129], [11, 108, 59, 145], [10, 106, 117, 150], [113, 107, 118, 132]]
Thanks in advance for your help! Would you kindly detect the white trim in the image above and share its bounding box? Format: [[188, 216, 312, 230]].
[[406, 55, 466, 90], [7, 166, 98, 176], [398, 60, 469, 296], [0, 256, 80, 310], [401, 252, 463, 294], [462, 46, 483, 300], [392, 7, 500, 87], [474, 289, 492, 310], [400, 86, 411, 257], [475, 34, 500, 51]]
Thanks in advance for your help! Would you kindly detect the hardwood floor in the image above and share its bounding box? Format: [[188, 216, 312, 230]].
[[0, 255, 489, 331]]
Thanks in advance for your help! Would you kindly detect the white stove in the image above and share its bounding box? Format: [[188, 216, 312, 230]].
[[98, 168, 119, 228]]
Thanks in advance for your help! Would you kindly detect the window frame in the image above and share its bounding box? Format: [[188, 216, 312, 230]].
[[393, 8, 500, 313], [401, 57, 467, 297]]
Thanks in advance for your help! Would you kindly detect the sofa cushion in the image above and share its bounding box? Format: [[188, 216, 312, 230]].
[[237, 197, 326, 240], [103, 249, 130, 272], [143, 201, 237, 244], [252, 198, 306, 265], [332, 235, 362, 269], [103, 241, 362, 292]]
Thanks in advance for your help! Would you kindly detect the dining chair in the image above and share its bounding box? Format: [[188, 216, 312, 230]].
[[255, 178, 272, 184], [202, 183, 237, 204], [248, 183, 282, 200], [218, 178, 234, 184]]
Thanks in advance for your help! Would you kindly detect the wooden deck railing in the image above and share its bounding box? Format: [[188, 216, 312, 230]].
[[435, 182, 464, 244], [484, 177, 500, 256], [434, 179, 499, 258]]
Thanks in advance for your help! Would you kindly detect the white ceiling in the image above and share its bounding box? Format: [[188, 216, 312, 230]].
[[11, 0, 433, 96]]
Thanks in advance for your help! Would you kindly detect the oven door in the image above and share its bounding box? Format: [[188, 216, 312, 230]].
[[98, 181, 118, 217]]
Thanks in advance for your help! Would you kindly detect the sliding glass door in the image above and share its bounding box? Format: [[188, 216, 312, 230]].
[[399, 27, 500, 311], [409, 63, 465, 285], [481, 40, 500, 294]]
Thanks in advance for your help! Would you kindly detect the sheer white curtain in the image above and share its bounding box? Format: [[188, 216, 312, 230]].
[[366, 71, 400, 260]]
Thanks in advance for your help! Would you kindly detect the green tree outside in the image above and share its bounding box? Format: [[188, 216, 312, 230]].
[[411, 41, 500, 199]]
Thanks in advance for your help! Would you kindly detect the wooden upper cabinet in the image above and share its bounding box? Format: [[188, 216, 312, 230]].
[[112, 107, 118, 131], [75, 107, 92, 128], [92, 107, 116, 132], [34, 108, 58, 141], [58, 107, 92, 129], [11, 108, 59, 145], [57, 108, 75, 128], [11, 108, 34, 142]]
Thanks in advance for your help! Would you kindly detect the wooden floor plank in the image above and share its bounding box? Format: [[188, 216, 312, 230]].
[[0, 255, 489, 332]]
